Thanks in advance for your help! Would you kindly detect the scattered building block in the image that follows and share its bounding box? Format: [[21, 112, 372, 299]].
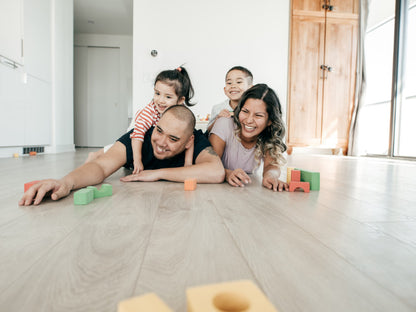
[[289, 181, 310, 193], [29, 151, 37, 156], [184, 178, 197, 191], [286, 167, 295, 183], [74, 188, 94, 205], [118, 293, 173, 312], [187, 280, 279, 312], [13, 153, 19, 158], [87, 184, 113, 198], [291, 170, 301, 182], [300, 170, 320, 191], [24, 180, 40, 192]]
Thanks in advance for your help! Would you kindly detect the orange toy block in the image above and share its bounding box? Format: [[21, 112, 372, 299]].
[[286, 167, 295, 183], [187, 280, 279, 312], [184, 178, 197, 191], [29, 151, 37, 156], [289, 181, 310, 193], [24, 180, 40, 192], [118, 293, 173, 312], [291, 169, 301, 182]]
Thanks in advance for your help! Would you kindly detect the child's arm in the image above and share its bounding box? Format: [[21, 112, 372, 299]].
[[131, 138, 144, 174], [206, 109, 233, 133]]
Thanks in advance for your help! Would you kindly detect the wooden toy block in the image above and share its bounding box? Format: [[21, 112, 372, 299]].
[[286, 167, 295, 183], [300, 170, 320, 190], [291, 169, 301, 182], [74, 188, 94, 205], [29, 151, 37, 156], [87, 184, 113, 198], [289, 181, 310, 193], [184, 178, 197, 191], [13, 153, 19, 158], [24, 180, 40, 192], [118, 293, 173, 312], [187, 280, 279, 312]]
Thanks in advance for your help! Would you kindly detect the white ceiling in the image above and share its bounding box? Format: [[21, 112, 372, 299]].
[[74, 0, 133, 35]]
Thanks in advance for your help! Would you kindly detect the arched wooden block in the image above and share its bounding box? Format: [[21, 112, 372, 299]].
[[289, 181, 310, 193]]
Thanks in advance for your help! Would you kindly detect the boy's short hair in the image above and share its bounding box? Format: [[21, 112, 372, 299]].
[[226, 66, 253, 85]]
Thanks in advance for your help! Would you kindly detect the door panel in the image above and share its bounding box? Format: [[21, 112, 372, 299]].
[[288, 15, 325, 145], [321, 18, 358, 148], [75, 46, 125, 147]]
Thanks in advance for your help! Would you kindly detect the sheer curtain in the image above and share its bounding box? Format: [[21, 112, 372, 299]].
[[348, 0, 370, 156]]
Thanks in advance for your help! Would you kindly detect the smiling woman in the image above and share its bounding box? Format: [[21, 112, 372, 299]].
[[209, 84, 288, 191]]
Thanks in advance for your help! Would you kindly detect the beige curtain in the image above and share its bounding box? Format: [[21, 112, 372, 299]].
[[348, 0, 370, 156]]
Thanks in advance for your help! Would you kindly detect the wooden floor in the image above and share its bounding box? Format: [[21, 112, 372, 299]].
[[0, 148, 415, 312]]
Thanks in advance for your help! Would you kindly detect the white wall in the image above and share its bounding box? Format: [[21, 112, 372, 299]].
[[74, 34, 133, 119], [48, 0, 74, 154], [133, 0, 290, 119]]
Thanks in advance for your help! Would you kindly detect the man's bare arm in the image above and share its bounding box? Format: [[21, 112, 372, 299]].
[[19, 142, 127, 206], [120, 146, 225, 184]]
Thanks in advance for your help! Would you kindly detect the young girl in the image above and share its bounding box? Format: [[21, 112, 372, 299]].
[[208, 84, 288, 191], [85, 67, 195, 170]]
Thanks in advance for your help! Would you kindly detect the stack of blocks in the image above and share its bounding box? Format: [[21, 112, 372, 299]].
[[117, 280, 279, 312], [73, 184, 113, 205], [287, 167, 320, 192]]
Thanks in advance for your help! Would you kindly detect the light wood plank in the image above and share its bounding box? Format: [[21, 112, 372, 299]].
[[132, 183, 257, 311], [211, 179, 414, 312]]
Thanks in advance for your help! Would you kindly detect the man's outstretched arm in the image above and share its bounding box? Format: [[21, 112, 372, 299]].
[[120, 146, 225, 184], [19, 142, 127, 206]]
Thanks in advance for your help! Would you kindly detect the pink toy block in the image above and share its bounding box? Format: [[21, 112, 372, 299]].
[[24, 180, 40, 192], [184, 179, 197, 191], [289, 181, 310, 193], [291, 170, 301, 182]]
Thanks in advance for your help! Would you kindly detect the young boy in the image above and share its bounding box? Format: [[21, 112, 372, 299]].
[[206, 66, 253, 134]]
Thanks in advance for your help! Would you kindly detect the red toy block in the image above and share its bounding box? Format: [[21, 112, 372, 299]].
[[29, 151, 37, 156], [291, 169, 301, 182], [24, 180, 40, 192], [184, 178, 197, 191], [289, 181, 310, 193]]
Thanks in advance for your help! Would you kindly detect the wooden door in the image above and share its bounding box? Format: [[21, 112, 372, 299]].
[[321, 17, 358, 152], [326, 0, 359, 17], [288, 15, 325, 146], [292, 0, 326, 16]]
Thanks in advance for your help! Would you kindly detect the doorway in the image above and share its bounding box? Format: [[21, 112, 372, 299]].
[[74, 46, 127, 147]]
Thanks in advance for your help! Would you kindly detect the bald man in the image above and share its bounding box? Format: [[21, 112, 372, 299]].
[[20, 105, 225, 206]]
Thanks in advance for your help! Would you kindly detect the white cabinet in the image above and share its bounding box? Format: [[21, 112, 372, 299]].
[[0, 0, 51, 148], [23, 0, 51, 82], [0, 0, 24, 65], [0, 65, 25, 146], [24, 76, 51, 145]]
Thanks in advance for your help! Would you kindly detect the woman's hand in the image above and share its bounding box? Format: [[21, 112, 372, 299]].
[[262, 170, 288, 192], [225, 168, 251, 187]]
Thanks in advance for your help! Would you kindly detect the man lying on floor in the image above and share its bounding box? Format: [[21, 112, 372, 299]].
[[19, 105, 225, 206]]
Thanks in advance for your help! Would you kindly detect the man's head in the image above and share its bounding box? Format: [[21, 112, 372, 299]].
[[151, 105, 196, 160]]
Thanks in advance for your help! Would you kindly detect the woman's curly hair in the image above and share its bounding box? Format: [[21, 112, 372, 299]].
[[233, 84, 287, 168]]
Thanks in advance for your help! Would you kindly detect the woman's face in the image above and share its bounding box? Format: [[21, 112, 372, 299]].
[[238, 98, 271, 142]]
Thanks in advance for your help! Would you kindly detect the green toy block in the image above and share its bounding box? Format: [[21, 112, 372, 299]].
[[87, 184, 113, 198], [300, 170, 320, 191], [74, 188, 94, 205]]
